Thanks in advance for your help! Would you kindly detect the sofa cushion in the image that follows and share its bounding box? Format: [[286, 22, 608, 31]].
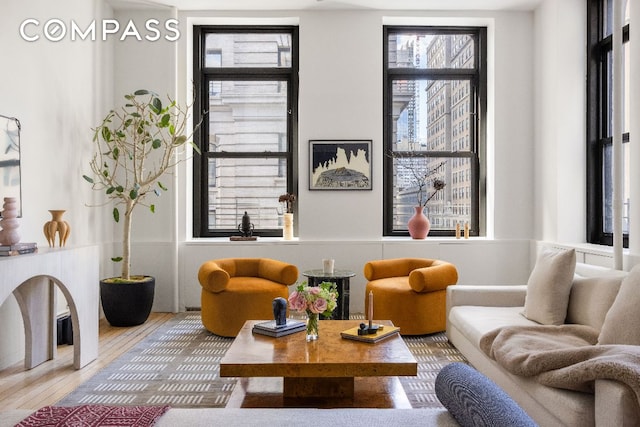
[[522, 248, 576, 325], [599, 264, 640, 345], [449, 306, 537, 347], [566, 275, 623, 331]]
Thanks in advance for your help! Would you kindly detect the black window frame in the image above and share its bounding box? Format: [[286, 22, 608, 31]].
[[586, 0, 629, 247], [383, 25, 486, 237], [192, 25, 299, 238]]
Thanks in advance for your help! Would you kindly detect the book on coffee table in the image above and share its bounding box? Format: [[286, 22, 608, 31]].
[[340, 325, 400, 343], [252, 319, 306, 337]]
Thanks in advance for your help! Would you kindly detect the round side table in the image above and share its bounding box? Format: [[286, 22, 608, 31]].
[[302, 269, 355, 320]]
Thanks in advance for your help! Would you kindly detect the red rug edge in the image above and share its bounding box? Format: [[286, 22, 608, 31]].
[[15, 404, 171, 427]]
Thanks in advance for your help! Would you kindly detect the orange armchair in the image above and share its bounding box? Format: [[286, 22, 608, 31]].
[[198, 258, 299, 337], [364, 258, 458, 335]]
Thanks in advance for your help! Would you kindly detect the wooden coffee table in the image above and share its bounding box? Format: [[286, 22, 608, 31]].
[[220, 320, 417, 408]]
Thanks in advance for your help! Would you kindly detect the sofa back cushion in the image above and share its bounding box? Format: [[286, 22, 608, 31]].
[[599, 264, 640, 345], [522, 248, 576, 325], [566, 275, 623, 331]]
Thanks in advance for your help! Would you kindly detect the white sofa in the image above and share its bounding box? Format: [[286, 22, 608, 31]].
[[447, 262, 640, 427]]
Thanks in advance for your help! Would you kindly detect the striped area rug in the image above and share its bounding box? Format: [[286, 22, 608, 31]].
[[57, 313, 466, 409]]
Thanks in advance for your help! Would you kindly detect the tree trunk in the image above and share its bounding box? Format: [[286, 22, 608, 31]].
[[121, 200, 134, 280]]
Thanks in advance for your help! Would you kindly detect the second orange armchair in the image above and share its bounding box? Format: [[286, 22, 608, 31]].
[[364, 258, 458, 335]]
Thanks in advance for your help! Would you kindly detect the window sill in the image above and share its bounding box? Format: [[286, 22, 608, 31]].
[[185, 236, 515, 245]]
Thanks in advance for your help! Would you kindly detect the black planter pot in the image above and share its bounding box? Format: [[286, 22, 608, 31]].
[[100, 276, 155, 327]]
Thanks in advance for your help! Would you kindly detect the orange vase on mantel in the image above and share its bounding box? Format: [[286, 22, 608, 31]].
[[407, 206, 430, 239], [44, 210, 71, 247]]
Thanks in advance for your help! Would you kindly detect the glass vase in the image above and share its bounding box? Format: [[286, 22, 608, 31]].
[[306, 311, 319, 342]]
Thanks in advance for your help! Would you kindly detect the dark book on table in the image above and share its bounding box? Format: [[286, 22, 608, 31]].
[[252, 319, 306, 337]]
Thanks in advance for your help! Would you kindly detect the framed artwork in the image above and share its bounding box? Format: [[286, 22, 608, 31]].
[[309, 140, 372, 190], [0, 115, 21, 216]]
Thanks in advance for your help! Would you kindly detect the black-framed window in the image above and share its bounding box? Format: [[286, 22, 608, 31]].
[[587, 0, 630, 246], [383, 26, 486, 237], [193, 26, 299, 237]]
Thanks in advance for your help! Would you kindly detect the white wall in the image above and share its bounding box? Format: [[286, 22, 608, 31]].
[[297, 11, 383, 240], [533, 0, 586, 243], [0, 0, 114, 369]]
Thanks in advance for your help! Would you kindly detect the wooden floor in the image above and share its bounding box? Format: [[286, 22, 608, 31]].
[[0, 312, 174, 411]]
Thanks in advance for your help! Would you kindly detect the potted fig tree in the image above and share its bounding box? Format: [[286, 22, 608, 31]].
[[83, 89, 199, 326]]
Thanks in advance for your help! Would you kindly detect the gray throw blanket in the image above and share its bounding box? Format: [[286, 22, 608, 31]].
[[479, 325, 640, 406]]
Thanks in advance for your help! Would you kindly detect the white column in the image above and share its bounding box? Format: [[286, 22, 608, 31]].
[[629, 0, 640, 266], [613, 0, 624, 270]]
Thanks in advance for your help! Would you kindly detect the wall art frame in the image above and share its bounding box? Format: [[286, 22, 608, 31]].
[[309, 139, 372, 191], [0, 114, 22, 217]]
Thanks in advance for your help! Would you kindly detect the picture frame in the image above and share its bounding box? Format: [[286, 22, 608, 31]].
[[309, 139, 372, 190], [0, 115, 22, 217]]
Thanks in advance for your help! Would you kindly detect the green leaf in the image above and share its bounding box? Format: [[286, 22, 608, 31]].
[[160, 114, 171, 127], [152, 139, 161, 149], [169, 124, 175, 135], [151, 97, 162, 114], [82, 175, 94, 184], [124, 94, 133, 100], [133, 89, 149, 96], [190, 141, 201, 154], [174, 135, 187, 145], [158, 182, 168, 191], [106, 187, 115, 194], [130, 189, 138, 200], [131, 112, 141, 118], [150, 204, 155, 213], [113, 208, 120, 223], [111, 256, 123, 262], [101, 126, 111, 142], [112, 147, 119, 159], [116, 185, 124, 193]]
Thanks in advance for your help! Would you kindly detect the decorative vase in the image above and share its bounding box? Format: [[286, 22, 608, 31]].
[[283, 212, 294, 240], [306, 311, 319, 342], [0, 197, 20, 245], [44, 210, 71, 247], [407, 206, 430, 239]]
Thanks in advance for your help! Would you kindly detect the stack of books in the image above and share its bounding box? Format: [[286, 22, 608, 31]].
[[0, 242, 38, 257], [252, 319, 306, 337]]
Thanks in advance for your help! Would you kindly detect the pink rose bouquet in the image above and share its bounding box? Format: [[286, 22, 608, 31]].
[[288, 281, 338, 318]]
